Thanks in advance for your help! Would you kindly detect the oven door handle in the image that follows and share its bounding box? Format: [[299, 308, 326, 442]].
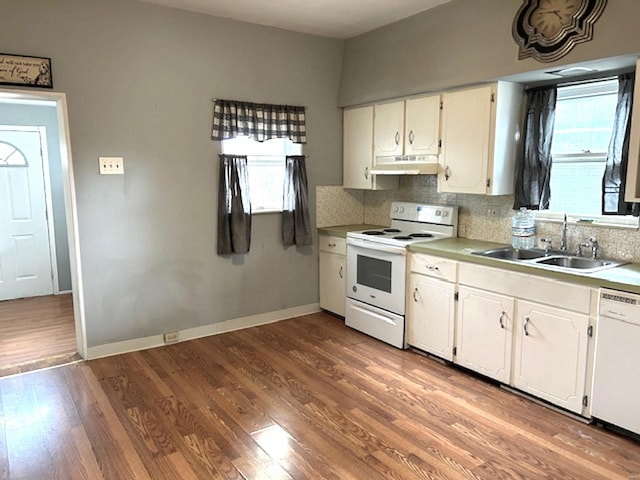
[[346, 238, 407, 256]]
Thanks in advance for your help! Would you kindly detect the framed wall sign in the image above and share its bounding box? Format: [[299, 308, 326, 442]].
[[0, 53, 53, 88]]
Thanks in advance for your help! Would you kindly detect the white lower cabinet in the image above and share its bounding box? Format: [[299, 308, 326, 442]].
[[408, 258, 597, 416], [319, 235, 346, 316], [455, 286, 514, 384], [513, 301, 590, 414], [407, 253, 458, 361], [408, 273, 456, 360]]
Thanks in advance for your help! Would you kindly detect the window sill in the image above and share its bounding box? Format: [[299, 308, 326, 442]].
[[534, 211, 639, 230]]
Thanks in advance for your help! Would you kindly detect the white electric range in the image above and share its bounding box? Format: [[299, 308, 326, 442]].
[[345, 202, 458, 348]]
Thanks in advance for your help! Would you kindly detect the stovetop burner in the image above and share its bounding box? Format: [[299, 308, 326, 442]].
[[393, 236, 413, 240], [362, 230, 386, 235], [410, 233, 434, 238], [384, 228, 401, 233]]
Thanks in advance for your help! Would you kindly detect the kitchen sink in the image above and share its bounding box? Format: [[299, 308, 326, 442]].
[[471, 247, 548, 260], [534, 256, 624, 271], [472, 247, 627, 273]]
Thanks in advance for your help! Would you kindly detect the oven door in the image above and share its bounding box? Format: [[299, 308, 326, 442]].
[[346, 237, 407, 315]]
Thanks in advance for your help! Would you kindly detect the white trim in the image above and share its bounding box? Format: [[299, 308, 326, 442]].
[[86, 303, 321, 360], [0, 88, 88, 360]]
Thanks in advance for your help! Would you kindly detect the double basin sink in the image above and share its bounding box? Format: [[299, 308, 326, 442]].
[[471, 247, 627, 273]]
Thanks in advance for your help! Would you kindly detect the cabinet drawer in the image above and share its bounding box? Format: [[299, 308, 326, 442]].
[[319, 235, 346, 255], [409, 253, 457, 282]]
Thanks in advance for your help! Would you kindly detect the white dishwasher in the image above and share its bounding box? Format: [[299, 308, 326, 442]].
[[591, 288, 640, 436]]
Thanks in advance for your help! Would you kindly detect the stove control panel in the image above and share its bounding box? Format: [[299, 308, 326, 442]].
[[391, 202, 458, 226]]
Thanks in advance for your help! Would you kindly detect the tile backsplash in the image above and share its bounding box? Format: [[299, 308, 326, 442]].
[[317, 176, 640, 263]]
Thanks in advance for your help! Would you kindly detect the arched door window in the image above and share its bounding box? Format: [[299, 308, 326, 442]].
[[0, 141, 28, 166]]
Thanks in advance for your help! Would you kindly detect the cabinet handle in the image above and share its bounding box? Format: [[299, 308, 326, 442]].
[[444, 166, 452, 181], [499, 311, 506, 329], [523, 316, 530, 336], [328, 243, 336, 248], [395, 131, 400, 145], [364, 166, 369, 179], [413, 287, 419, 302], [426, 265, 440, 272], [339, 265, 343, 279], [408, 130, 415, 145]]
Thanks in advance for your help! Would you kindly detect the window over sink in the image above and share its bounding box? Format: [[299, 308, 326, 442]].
[[537, 76, 639, 227]]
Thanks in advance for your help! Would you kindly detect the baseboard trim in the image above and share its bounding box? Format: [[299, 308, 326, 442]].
[[86, 303, 320, 360]]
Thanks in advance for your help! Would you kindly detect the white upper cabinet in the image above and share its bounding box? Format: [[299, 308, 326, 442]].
[[439, 82, 522, 195], [374, 101, 405, 157], [374, 95, 441, 158], [625, 57, 640, 201], [343, 105, 398, 190], [404, 95, 441, 156]]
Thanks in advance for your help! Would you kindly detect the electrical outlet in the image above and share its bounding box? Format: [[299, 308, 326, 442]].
[[99, 156, 124, 175], [163, 331, 179, 344]]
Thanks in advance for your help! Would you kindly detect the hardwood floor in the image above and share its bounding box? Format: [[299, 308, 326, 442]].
[[0, 312, 638, 479], [0, 294, 78, 377]]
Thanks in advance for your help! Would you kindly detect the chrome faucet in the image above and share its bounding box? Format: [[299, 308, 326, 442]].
[[560, 213, 568, 252], [588, 236, 598, 259]]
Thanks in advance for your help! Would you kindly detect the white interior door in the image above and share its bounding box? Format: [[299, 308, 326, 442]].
[[0, 127, 54, 301]]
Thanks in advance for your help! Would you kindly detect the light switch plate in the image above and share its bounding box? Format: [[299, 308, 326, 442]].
[[99, 156, 124, 175]]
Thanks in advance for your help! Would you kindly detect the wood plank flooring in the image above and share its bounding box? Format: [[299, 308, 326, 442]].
[[1, 312, 639, 479], [0, 294, 78, 377]]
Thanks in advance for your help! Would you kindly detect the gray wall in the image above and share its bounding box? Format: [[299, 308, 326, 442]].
[[339, 0, 640, 106], [0, 103, 72, 291], [1, 0, 344, 347]]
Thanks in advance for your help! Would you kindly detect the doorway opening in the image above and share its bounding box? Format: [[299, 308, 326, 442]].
[[0, 89, 86, 376]]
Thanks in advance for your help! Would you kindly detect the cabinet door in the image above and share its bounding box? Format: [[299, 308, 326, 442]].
[[343, 106, 374, 189], [513, 300, 590, 414], [343, 106, 397, 190], [456, 286, 515, 384], [439, 86, 492, 194], [407, 273, 456, 360], [319, 251, 345, 316], [374, 101, 404, 157], [405, 96, 440, 156]]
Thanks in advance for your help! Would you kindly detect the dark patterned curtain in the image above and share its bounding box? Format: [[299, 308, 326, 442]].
[[602, 72, 639, 216], [282, 155, 312, 247], [212, 99, 306, 144], [514, 86, 557, 210], [217, 154, 251, 255]]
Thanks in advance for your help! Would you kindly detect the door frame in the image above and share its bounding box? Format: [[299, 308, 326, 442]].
[[0, 88, 87, 359]]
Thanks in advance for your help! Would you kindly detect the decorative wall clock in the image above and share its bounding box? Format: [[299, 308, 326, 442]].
[[512, 0, 607, 63]]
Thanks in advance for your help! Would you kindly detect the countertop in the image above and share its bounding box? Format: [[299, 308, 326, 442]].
[[408, 238, 640, 295]]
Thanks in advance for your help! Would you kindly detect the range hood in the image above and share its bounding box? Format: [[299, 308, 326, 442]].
[[370, 155, 440, 175]]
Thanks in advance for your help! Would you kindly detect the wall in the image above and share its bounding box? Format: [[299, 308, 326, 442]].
[[0, 102, 72, 291], [1, 0, 344, 347], [339, 0, 640, 106]]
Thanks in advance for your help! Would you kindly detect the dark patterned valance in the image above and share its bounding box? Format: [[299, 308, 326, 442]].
[[212, 99, 306, 144]]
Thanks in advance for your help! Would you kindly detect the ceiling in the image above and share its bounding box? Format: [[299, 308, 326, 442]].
[[138, 0, 453, 39]]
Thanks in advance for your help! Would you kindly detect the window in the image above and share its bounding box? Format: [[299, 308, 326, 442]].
[[221, 136, 302, 212], [0, 141, 28, 166], [547, 78, 618, 216]]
